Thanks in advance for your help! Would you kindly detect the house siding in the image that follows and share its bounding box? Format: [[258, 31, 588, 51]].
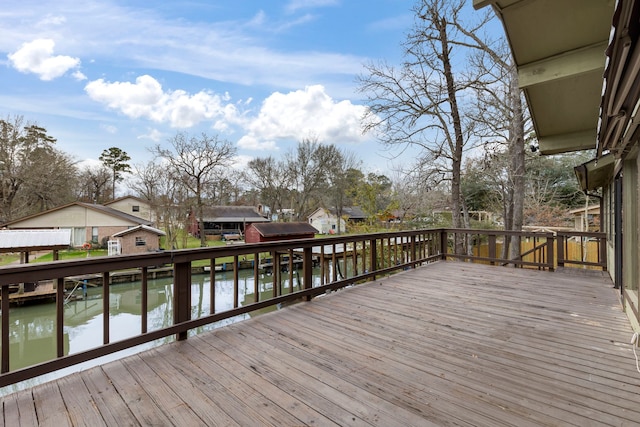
[[114, 230, 162, 254], [107, 198, 153, 222]]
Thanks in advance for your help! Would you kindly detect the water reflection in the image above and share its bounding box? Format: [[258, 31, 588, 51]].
[[6, 268, 316, 372]]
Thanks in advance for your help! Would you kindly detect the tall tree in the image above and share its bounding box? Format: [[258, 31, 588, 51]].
[[286, 138, 338, 221], [243, 156, 291, 219], [130, 160, 188, 249], [358, 0, 493, 253], [463, 32, 527, 260], [355, 173, 393, 225], [22, 147, 77, 213], [326, 149, 360, 234], [99, 147, 131, 199], [151, 132, 236, 247], [76, 165, 112, 204], [0, 115, 59, 221]]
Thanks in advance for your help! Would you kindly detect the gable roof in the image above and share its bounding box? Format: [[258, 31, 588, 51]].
[[111, 225, 166, 237], [249, 222, 318, 238], [104, 195, 150, 206], [201, 206, 269, 222], [2, 202, 153, 227]]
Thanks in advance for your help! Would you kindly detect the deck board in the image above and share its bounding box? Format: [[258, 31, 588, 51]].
[[2, 261, 640, 426]]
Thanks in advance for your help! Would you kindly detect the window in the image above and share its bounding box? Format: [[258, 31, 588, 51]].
[[132, 205, 140, 212], [91, 227, 99, 243], [135, 237, 146, 246]]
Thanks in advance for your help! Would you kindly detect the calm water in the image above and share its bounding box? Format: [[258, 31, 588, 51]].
[[1, 268, 321, 395]]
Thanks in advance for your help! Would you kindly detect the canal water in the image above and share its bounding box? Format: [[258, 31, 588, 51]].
[[1, 268, 324, 395]]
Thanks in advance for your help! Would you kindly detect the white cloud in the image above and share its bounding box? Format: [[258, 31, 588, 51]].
[[72, 70, 87, 81], [238, 85, 368, 150], [230, 154, 254, 170], [36, 14, 67, 27], [76, 158, 102, 171], [100, 124, 117, 134], [137, 128, 163, 142], [286, 0, 339, 13], [84, 75, 237, 128], [7, 38, 81, 81], [237, 134, 279, 151]]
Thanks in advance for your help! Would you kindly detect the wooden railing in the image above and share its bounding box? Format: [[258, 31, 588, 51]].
[[556, 231, 607, 270], [0, 228, 606, 387]]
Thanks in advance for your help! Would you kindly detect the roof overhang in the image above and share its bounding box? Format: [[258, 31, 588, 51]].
[[474, 0, 615, 155], [573, 153, 615, 192]]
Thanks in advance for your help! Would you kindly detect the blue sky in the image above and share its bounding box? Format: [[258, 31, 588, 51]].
[[0, 0, 488, 174]]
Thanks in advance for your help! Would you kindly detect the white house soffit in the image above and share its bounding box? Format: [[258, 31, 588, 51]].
[[538, 129, 596, 155], [518, 42, 608, 89]]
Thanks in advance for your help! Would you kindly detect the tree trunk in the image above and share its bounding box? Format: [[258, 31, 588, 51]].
[[508, 71, 526, 263], [437, 14, 466, 254]]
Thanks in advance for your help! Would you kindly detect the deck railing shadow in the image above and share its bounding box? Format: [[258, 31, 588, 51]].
[[0, 228, 605, 387]]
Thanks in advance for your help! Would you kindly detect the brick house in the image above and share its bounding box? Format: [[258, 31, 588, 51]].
[[110, 225, 166, 255], [2, 202, 153, 247]]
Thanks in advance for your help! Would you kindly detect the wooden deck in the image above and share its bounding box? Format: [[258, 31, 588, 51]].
[[2, 261, 640, 426]]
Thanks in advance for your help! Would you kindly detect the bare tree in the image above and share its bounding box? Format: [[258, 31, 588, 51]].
[[76, 165, 112, 204], [151, 132, 236, 247], [286, 138, 338, 221], [358, 0, 493, 253], [462, 32, 528, 261], [243, 156, 291, 219], [326, 149, 360, 233], [130, 160, 189, 249]]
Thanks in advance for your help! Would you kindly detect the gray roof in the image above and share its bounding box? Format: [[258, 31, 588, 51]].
[[0, 229, 71, 251], [201, 206, 268, 222], [250, 222, 318, 238], [328, 206, 367, 219]]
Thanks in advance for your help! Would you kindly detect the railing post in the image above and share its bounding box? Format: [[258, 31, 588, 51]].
[[56, 278, 64, 358], [173, 261, 191, 341], [2, 286, 9, 374], [439, 230, 448, 261], [102, 272, 110, 345], [369, 238, 377, 280], [600, 235, 607, 271], [556, 233, 565, 268], [303, 247, 313, 301], [410, 235, 417, 268], [488, 234, 496, 265], [547, 234, 555, 272]]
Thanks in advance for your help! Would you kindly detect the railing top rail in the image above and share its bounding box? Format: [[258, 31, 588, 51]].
[[0, 228, 440, 286], [444, 228, 555, 238], [555, 230, 606, 238]]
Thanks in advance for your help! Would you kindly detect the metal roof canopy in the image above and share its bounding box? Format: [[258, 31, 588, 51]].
[[0, 229, 71, 253], [474, 0, 614, 155]]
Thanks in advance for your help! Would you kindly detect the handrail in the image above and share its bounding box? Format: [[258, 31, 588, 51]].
[[0, 227, 606, 387], [556, 231, 607, 270]]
